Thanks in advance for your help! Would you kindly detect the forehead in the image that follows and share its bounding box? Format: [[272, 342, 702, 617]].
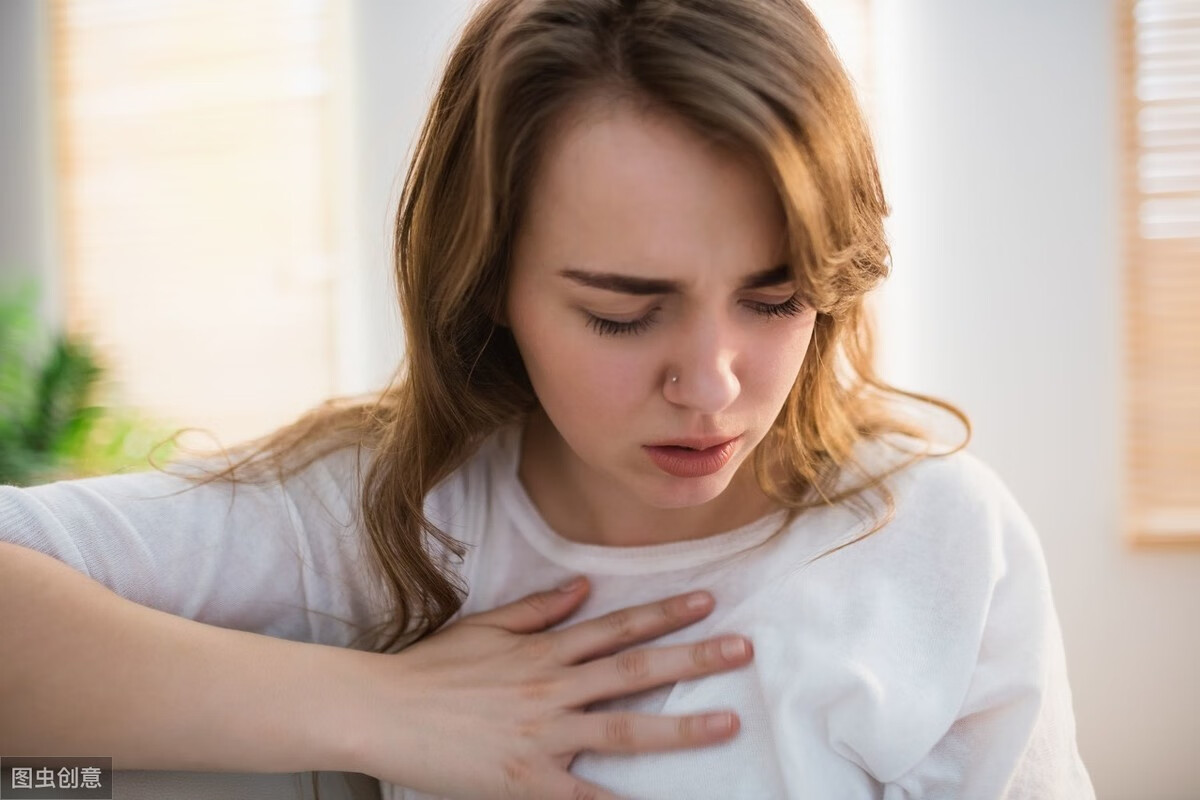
[[514, 97, 788, 282]]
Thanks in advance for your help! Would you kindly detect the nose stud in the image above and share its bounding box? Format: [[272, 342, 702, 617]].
[[670, 374, 679, 383]]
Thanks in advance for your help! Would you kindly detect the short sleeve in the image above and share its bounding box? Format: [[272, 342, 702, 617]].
[[0, 448, 388, 647], [882, 463, 1096, 799]]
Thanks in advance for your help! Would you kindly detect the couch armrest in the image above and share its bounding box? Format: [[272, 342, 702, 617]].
[[110, 770, 381, 799]]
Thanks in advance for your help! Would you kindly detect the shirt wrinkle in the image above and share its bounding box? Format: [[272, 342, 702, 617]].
[[279, 479, 317, 642]]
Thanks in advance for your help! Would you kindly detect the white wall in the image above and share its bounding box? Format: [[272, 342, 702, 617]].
[[873, 0, 1200, 797], [0, 0, 60, 332], [346, 0, 482, 390]]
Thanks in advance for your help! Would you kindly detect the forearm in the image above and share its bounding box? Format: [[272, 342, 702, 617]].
[[0, 541, 363, 773]]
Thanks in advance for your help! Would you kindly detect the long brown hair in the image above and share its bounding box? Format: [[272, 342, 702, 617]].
[[169, 0, 969, 657]]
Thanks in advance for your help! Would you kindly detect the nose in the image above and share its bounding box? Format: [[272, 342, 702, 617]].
[[663, 312, 741, 414]]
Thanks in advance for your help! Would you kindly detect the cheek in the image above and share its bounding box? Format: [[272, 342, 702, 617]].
[[514, 312, 646, 422], [579, 350, 647, 417], [752, 320, 814, 392]]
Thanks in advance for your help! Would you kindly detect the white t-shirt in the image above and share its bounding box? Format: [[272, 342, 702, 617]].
[[0, 422, 1095, 799]]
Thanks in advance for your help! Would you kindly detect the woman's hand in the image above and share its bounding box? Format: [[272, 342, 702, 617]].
[[344, 576, 752, 799]]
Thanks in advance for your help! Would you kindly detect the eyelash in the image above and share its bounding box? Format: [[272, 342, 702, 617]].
[[585, 294, 808, 337]]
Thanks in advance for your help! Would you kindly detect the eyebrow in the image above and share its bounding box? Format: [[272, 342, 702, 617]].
[[558, 263, 793, 296]]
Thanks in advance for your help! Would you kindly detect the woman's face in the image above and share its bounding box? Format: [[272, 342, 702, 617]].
[[505, 98, 817, 511]]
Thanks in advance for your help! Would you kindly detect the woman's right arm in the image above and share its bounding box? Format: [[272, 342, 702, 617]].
[[0, 540, 360, 772], [1, 542, 751, 798]]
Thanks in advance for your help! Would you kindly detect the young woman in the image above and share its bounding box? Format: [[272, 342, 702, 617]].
[[1, 0, 1095, 798]]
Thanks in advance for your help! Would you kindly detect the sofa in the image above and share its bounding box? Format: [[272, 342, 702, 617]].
[[110, 770, 382, 799]]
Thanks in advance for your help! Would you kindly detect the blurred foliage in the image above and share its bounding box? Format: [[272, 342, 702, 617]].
[[0, 280, 176, 487]]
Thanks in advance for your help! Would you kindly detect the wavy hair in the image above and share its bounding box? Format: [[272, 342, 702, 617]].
[[168, 0, 969, 660]]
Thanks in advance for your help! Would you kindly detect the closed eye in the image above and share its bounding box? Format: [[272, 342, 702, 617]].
[[744, 294, 806, 319], [585, 293, 808, 337]]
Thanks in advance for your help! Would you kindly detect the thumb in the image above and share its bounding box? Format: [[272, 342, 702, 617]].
[[467, 576, 589, 634]]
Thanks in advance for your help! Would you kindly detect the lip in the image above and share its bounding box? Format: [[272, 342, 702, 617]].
[[646, 435, 741, 450], [643, 435, 742, 478]]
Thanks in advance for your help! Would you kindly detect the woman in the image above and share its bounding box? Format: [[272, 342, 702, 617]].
[[0, 0, 1094, 798]]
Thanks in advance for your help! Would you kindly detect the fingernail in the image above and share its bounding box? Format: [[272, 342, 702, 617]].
[[685, 592, 711, 611], [558, 576, 585, 592], [720, 637, 748, 659], [705, 712, 734, 733]]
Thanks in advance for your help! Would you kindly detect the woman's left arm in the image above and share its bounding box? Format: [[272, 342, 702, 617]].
[[884, 480, 1096, 800]]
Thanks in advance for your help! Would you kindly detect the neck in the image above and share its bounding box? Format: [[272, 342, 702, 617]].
[[518, 411, 780, 547]]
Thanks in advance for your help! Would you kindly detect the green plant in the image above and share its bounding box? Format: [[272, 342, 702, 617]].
[[0, 280, 175, 486]]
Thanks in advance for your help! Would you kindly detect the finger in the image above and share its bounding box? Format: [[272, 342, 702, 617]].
[[504, 759, 625, 800], [465, 576, 590, 634], [561, 635, 754, 706], [550, 591, 716, 664], [558, 710, 740, 755]]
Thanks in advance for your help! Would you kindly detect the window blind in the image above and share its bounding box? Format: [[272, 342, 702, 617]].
[[50, 0, 346, 450], [1121, 0, 1200, 543]]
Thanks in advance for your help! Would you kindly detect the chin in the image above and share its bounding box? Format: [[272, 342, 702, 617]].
[[632, 469, 739, 509]]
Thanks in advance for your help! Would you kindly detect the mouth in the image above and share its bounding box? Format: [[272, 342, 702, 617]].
[[646, 435, 740, 450], [643, 435, 742, 478]]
